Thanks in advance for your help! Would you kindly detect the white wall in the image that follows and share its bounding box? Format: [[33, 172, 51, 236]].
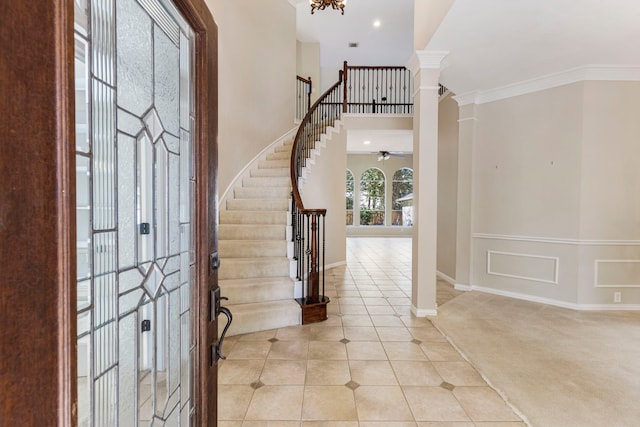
[[205, 0, 297, 196], [437, 94, 458, 280], [461, 80, 640, 308]]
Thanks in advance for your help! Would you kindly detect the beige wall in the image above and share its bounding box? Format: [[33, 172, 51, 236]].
[[463, 81, 640, 307], [206, 0, 297, 196], [296, 41, 321, 103], [436, 94, 459, 280], [300, 128, 348, 268]]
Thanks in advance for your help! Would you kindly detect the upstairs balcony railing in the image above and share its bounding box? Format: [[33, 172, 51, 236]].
[[342, 61, 414, 114]]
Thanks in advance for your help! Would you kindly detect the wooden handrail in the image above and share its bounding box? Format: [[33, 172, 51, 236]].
[[290, 71, 343, 211]]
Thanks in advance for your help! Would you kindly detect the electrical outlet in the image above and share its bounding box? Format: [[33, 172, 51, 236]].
[[614, 292, 622, 303]]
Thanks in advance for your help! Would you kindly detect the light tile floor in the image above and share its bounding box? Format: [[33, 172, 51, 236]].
[[218, 237, 527, 426]]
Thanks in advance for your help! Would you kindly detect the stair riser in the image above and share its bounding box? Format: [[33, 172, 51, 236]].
[[219, 225, 285, 240], [221, 281, 294, 305], [258, 159, 289, 169], [219, 261, 290, 280], [267, 153, 290, 161], [226, 199, 289, 211], [234, 187, 291, 199], [219, 241, 287, 258], [219, 211, 288, 225], [242, 177, 291, 188], [250, 168, 290, 178]]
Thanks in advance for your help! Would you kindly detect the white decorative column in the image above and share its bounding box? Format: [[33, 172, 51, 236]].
[[409, 50, 448, 316], [452, 96, 478, 289]]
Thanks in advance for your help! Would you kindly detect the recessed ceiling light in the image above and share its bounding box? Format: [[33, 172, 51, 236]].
[[363, 140, 371, 145], [373, 20, 381, 27]]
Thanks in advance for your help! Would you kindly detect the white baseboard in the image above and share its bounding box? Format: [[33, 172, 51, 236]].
[[461, 284, 640, 311], [436, 270, 456, 285], [323, 260, 347, 271], [411, 305, 438, 317]]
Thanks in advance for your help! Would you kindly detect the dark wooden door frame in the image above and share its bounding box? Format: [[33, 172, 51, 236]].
[[0, 1, 218, 425]]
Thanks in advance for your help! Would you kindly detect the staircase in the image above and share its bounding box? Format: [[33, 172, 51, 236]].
[[218, 138, 301, 336]]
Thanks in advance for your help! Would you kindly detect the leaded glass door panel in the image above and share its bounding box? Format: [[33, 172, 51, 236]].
[[74, 0, 200, 425]]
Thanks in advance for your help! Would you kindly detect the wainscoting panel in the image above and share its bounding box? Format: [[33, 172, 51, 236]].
[[487, 250, 559, 284], [595, 260, 640, 288]]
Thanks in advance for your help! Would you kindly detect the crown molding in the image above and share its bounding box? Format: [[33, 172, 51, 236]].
[[407, 50, 449, 76], [453, 65, 640, 105]]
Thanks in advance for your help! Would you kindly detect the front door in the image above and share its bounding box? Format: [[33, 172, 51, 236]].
[[74, 0, 218, 425], [0, 0, 218, 425]]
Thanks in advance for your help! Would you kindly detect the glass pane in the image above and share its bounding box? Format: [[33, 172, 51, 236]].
[[180, 312, 190, 405], [168, 289, 181, 393], [75, 37, 90, 153], [77, 335, 91, 427], [74, 0, 89, 37], [168, 152, 180, 255], [94, 368, 117, 427], [155, 292, 170, 417], [118, 133, 136, 269], [94, 276, 117, 375], [91, 0, 115, 85], [155, 143, 169, 259], [77, 156, 91, 282], [139, 299, 154, 423], [92, 81, 116, 230], [137, 131, 154, 263], [154, 24, 180, 135], [118, 108, 143, 136], [119, 313, 137, 426], [179, 31, 191, 129], [117, 0, 153, 116]]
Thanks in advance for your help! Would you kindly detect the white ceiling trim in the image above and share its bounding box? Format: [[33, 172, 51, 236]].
[[453, 65, 640, 106]]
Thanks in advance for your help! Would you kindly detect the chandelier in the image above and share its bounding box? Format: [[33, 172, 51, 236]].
[[310, 0, 346, 15]]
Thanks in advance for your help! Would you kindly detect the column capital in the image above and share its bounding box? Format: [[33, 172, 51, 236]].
[[407, 50, 449, 76]]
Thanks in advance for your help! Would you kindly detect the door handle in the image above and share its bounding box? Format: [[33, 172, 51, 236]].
[[215, 302, 232, 363], [212, 288, 232, 365]]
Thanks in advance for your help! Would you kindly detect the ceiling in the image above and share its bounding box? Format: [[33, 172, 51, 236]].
[[294, 0, 415, 68], [427, 0, 640, 95], [292, 0, 640, 152]]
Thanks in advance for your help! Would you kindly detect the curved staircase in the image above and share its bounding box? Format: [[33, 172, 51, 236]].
[[218, 138, 301, 336]]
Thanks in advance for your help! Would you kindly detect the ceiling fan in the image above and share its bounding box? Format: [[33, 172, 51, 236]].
[[376, 150, 405, 161]]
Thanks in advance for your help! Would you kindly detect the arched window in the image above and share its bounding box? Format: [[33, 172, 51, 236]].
[[360, 168, 385, 226], [392, 168, 413, 226], [346, 170, 354, 225]]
